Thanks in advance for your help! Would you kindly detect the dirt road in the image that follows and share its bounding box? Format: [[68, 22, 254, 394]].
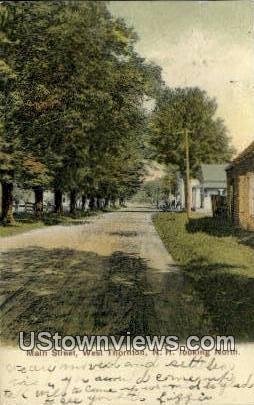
[[0, 205, 203, 342], [1, 205, 177, 272]]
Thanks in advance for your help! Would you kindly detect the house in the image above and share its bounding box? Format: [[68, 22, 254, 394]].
[[177, 164, 228, 213], [197, 164, 227, 212], [178, 178, 202, 210], [226, 141, 254, 230]]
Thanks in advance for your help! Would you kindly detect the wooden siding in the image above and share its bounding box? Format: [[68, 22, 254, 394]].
[[226, 147, 254, 230]]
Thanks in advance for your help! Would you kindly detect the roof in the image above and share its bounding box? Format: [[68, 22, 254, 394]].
[[200, 164, 227, 188], [226, 140, 254, 170]]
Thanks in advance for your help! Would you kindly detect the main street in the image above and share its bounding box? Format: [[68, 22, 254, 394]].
[[1, 205, 194, 344]]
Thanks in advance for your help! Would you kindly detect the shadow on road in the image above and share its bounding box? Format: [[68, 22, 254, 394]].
[[109, 231, 139, 237], [1, 246, 254, 344]]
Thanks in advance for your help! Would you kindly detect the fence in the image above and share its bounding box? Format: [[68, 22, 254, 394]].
[[14, 202, 55, 214]]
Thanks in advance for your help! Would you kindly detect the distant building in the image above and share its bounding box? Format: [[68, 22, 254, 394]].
[[177, 177, 201, 210], [177, 164, 228, 213], [197, 164, 228, 212], [226, 141, 254, 230]]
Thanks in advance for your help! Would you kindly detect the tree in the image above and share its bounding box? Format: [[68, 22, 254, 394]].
[[150, 87, 234, 210], [0, 1, 162, 221], [140, 164, 178, 206], [0, 1, 54, 221]]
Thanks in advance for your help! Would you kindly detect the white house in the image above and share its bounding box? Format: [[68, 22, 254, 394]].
[[177, 164, 228, 213]]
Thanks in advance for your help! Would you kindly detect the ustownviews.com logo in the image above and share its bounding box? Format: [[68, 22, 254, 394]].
[[19, 332, 236, 352]]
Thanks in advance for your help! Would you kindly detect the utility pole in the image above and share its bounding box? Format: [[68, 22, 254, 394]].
[[175, 129, 192, 219], [184, 128, 191, 219]]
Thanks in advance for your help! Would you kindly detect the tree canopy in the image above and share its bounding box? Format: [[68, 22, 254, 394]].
[[0, 1, 161, 221], [149, 87, 234, 177], [0, 2, 235, 223]]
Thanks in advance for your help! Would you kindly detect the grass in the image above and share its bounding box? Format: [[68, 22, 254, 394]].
[[154, 212, 254, 278], [153, 212, 254, 340], [0, 220, 46, 237]]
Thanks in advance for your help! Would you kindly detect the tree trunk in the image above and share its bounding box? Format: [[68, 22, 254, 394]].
[[98, 198, 104, 209], [89, 196, 95, 210], [81, 195, 87, 210], [1, 181, 15, 224], [70, 190, 77, 214], [34, 186, 43, 218], [119, 197, 125, 207], [54, 189, 63, 214], [104, 197, 110, 208]]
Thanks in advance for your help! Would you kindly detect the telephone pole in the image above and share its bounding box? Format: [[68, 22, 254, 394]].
[[184, 128, 191, 219], [175, 128, 192, 219]]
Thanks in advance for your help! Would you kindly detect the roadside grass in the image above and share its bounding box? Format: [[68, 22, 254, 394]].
[[154, 212, 254, 278], [0, 221, 46, 237], [153, 212, 254, 340]]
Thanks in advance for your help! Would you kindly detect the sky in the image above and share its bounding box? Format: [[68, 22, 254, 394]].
[[110, 1, 254, 153]]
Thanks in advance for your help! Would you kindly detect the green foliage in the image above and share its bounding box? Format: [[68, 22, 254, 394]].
[[0, 1, 161, 206], [137, 164, 178, 204], [3, 3, 234, 213], [150, 87, 235, 177]]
